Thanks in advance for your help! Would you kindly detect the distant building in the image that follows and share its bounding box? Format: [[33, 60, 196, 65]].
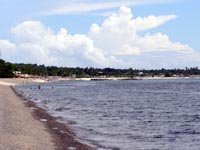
[[13, 71, 33, 78], [13, 71, 22, 75], [139, 72, 144, 76]]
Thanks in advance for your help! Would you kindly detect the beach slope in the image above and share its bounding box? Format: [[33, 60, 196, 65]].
[[0, 83, 55, 150]]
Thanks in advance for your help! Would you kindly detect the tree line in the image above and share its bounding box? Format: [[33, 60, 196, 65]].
[[1, 59, 200, 78], [0, 59, 15, 78]]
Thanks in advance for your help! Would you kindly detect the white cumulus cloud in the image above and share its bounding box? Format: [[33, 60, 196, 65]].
[[0, 40, 16, 61], [89, 6, 193, 56], [5, 21, 119, 67], [0, 6, 199, 68]]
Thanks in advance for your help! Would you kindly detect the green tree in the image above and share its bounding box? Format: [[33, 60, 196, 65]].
[[0, 59, 14, 78]]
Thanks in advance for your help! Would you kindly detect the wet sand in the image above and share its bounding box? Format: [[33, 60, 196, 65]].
[[0, 79, 92, 150]]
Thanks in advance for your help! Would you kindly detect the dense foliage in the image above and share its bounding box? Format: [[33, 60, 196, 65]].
[[1, 59, 200, 78], [13, 63, 200, 78], [0, 59, 14, 78]]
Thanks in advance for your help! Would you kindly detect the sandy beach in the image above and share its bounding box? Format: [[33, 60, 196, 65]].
[[0, 78, 91, 150]]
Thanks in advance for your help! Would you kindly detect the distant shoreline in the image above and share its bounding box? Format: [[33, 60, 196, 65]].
[[47, 76, 200, 82], [0, 76, 199, 85]]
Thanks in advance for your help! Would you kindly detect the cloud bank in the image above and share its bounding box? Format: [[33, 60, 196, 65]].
[[1, 6, 199, 68]]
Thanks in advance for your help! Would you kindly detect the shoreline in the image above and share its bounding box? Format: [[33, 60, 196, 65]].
[[11, 86, 92, 150], [1, 76, 197, 149], [0, 76, 198, 84], [0, 82, 55, 150], [45, 76, 200, 82], [0, 78, 92, 150]]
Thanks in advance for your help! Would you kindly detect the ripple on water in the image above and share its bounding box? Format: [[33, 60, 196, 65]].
[[16, 79, 200, 150]]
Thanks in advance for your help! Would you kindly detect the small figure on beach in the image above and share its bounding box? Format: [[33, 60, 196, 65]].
[[38, 85, 41, 89]]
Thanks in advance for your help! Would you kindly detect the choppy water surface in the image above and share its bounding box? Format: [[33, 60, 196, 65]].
[[16, 79, 200, 150]]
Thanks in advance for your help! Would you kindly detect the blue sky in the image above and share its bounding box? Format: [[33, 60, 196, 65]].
[[0, 0, 199, 69]]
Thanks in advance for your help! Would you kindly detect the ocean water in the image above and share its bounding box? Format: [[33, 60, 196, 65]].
[[16, 79, 200, 150]]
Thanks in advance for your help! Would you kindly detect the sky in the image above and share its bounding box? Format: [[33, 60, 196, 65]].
[[0, 0, 199, 69]]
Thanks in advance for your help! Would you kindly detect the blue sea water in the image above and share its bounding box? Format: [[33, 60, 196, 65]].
[[16, 79, 200, 150]]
